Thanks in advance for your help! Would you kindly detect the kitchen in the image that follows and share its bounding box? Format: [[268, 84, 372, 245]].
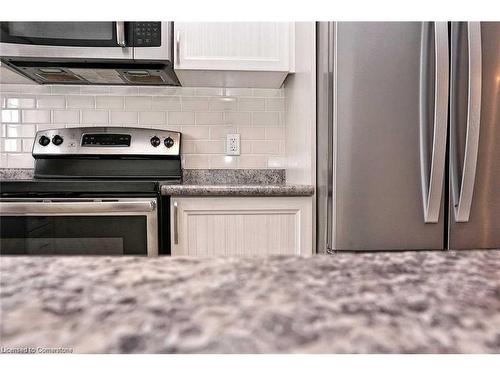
[[0, 18, 499, 358]]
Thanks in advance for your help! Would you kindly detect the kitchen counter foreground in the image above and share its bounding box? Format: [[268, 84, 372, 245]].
[[1, 251, 499, 353]]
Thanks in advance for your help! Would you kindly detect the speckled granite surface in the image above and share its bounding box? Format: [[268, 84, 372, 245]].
[[0, 168, 285, 185], [0, 168, 34, 180], [0, 168, 311, 196], [1, 251, 499, 353], [161, 184, 314, 196], [182, 169, 285, 185]]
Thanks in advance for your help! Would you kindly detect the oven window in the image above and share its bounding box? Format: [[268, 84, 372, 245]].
[[8, 22, 113, 40], [0, 216, 147, 256]]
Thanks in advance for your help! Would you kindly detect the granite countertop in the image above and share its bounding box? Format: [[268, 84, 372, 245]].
[[160, 184, 314, 196], [0, 168, 314, 197], [1, 250, 499, 353], [163, 169, 314, 196]]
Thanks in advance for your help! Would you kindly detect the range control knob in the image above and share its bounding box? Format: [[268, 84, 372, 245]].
[[150, 136, 161, 147], [52, 135, 64, 146], [38, 135, 50, 146], [164, 137, 174, 148]]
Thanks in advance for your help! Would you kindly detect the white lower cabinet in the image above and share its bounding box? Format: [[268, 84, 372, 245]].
[[170, 197, 312, 256]]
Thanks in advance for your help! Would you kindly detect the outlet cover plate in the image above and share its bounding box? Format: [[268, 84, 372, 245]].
[[226, 133, 240, 156]]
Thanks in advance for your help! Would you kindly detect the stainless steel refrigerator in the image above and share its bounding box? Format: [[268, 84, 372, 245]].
[[317, 22, 500, 252]]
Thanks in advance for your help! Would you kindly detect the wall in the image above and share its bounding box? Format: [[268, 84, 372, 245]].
[[284, 22, 317, 251], [284, 22, 316, 185], [0, 84, 285, 169]]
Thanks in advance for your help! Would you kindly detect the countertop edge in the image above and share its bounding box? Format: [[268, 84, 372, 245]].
[[160, 184, 315, 197]]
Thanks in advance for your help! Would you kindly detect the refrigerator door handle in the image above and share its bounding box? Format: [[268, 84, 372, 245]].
[[420, 22, 449, 223], [451, 22, 482, 223]]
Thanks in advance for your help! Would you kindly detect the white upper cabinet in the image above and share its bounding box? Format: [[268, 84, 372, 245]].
[[174, 22, 295, 88]]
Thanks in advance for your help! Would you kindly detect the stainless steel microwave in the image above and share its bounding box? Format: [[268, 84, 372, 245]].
[[0, 22, 179, 85]]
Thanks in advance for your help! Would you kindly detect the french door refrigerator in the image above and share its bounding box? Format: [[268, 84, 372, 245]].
[[317, 22, 500, 252]]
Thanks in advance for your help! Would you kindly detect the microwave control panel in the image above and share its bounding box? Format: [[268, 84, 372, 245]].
[[132, 22, 161, 47]]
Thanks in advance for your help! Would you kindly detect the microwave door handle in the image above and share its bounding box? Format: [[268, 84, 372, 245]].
[[419, 22, 449, 223], [116, 22, 127, 47], [0, 200, 156, 215], [451, 22, 482, 223]]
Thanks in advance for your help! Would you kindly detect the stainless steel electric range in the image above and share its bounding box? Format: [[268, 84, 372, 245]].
[[0, 127, 181, 256]]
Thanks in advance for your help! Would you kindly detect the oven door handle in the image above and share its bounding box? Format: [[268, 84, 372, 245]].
[[0, 200, 156, 215]]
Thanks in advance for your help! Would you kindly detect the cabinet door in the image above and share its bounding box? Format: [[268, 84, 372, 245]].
[[170, 197, 312, 256], [174, 22, 292, 71]]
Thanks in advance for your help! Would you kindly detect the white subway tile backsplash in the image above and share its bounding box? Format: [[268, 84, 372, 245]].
[[253, 112, 281, 126], [80, 86, 110, 95], [209, 97, 237, 111], [2, 109, 21, 123], [193, 140, 224, 154], [182, 154, 210, 169], [36, 96, 65, 109], [238, 98, 265, 111], [181, 97, 209, 111], [139, 111, 166, 125], [238, 155, 268, 168], [267, 156, 287, 168], [265, 98, 285, 111], [209, 126, 237, 139], [209, 155, 238, 169], [51, 86, 81, 95], [36, 124, 62, 131], [195, 112, 223, 125], [240, 140, 252, 154], [252, 140, 281, 154], [66, 95, 95, 109], [139, 87, 180, 96], [96, 96, 124, 109], [239, 126, 266, 140], [253, 88, 284, 97], [53, 110, 79, 124], [195, 88, 223, 96], [110, 111, 138, 125], [18, 85, 52, 95], [0, 84, 285, 169], [223, 88, 253, 97], [152, 96, 181, 110], [5, 124, 36, 138], [81, 110, 109, 124], [2, 138, 22, 152], [265, 127, 285, 140], [181, 140, 196, 153], [224, 112, 252, 126], [22, 139, 33, 152], [108, 87, 139, 96], [7, 153, 34, 168], [5, 97, 36, 109], [164, 125, 181, 132], [168, 112, 195, 125], [21, 110, 50, 124], [124, 96, 151, 110], [181, 126, 210, 140]]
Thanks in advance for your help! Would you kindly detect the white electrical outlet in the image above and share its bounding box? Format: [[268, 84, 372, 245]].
[[226, 134, 240, 155]]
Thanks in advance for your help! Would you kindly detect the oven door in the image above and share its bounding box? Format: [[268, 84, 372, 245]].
[[0, 198, 158, 256], [0, 22, 133, 60]]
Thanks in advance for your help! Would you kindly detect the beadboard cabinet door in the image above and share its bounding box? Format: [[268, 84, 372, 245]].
[[170, 197, 312, 256], [173, 22, 294, 88]]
